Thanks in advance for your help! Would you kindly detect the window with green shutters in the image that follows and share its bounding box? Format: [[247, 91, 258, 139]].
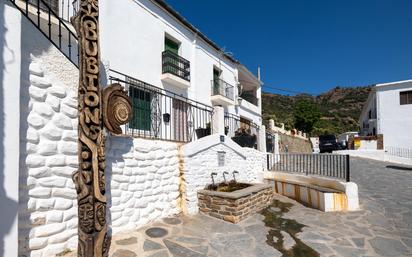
[[164, 37, 180, 76], [165, 37, 179, 54], [129, 86, 152, 131]]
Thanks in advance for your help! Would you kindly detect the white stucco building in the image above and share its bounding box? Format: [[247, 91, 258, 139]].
[[97, 0, 263, 144], [359, 80, 412, 149], [0, 0, 266, 256]]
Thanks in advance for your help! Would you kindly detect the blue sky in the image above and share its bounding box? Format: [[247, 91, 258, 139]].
[[165, 0, 412, 95]]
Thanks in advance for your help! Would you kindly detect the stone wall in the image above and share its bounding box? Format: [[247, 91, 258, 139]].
[[16, 26, 183, 256], [198, 184, 273, 223], [279, 133, 312, 153], [105, 137, 181, 234], [182, 134, 266, 215], [19, 61, 79, 257], [13, 11, 81, 257]]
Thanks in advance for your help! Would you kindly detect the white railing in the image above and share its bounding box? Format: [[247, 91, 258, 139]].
[[385, 146, 412, 159]]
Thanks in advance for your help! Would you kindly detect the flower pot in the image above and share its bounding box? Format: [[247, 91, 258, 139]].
[[195, 128, 211, 139], [231, 134, 257, 148]]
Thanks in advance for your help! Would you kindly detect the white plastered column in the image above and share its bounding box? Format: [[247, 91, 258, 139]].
[[268, 119, 275, 131], [258, 125, 266, 152], [211, 106, 225, 135]]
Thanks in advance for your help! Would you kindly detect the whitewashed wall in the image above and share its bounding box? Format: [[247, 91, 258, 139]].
[[100, 0, 238, 104], [20, 61, 79, 257], [62, 0, 263, 127], [98, 0, 264, 148], [17, 58, 181, 257], [182, 134, 266, 215], [11, 8, 180, 256], [18, 55, 181, 257], [98, 0, 262, 126], [16, 11, 79, 256], [1, 3, 22, 257], [376, 81, 412, 149], [360, 81, 412, 149], [106, 136, 181, 234]]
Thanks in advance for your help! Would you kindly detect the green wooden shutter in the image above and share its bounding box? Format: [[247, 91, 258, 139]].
[[165, 38, 179, 54], [129, 87, 151, 131], [213, 68, 221, 95]]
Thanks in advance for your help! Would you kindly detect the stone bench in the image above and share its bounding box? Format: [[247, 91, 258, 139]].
[[264, 171, 359, 212]]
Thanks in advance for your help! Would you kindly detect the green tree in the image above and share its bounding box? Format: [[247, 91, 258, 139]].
[[293, 99, 321, 134]]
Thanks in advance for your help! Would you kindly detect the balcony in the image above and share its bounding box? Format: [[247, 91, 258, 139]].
[[161, 50, 190, 89], [224, 113, 259, 149], [109, 70, 213, 143], [211, 79, 235, 106], [240, 91, 259, 106]]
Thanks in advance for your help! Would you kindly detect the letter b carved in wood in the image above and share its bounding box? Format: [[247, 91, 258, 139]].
[[71, 0, 131, 256]]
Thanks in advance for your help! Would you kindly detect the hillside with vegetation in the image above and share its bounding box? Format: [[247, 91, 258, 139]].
[[262, 86, 372, 136]]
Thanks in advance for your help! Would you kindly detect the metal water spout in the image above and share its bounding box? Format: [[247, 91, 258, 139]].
[[223, 171, 229, 183], [232, 171, 239, 182], [211, 172, 217, 187]]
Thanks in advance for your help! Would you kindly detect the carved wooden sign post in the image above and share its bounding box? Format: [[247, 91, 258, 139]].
[[71, 1, 131, 256]]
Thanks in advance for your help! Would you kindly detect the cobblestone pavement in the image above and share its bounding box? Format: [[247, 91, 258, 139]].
[[98, 157, 412, 257]]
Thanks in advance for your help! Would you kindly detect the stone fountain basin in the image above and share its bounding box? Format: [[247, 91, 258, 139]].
[[198, 183, 274, 223]]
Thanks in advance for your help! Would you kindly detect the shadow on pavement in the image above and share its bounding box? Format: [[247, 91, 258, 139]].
[[386, 165, 412, 171]]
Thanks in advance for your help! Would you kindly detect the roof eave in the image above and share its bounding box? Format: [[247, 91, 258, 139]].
[[151, 0, 240, 65]]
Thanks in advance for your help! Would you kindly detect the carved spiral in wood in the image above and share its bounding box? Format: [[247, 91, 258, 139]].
[[102, 83, 132, 134]]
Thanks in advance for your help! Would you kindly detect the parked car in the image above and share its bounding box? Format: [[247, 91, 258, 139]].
[[319, 135, 340, 153]]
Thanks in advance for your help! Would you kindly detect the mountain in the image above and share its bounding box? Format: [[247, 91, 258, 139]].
[[262, 86, 372, 136]]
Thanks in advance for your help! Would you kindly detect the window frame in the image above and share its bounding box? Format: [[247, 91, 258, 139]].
[[164, 36, 180, 55], [400, 90, 412, 105], [129, 87, 152, 132]]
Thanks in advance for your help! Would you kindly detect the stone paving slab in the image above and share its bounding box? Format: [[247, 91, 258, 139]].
[[64, 158, 412, 257]]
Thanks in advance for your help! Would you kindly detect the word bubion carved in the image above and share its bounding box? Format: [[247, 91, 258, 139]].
[[71, 1, 131, 256]]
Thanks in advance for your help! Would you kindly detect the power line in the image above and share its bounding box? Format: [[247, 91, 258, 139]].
[[262, 85, 316, 96], [238, 78, 316, 95]]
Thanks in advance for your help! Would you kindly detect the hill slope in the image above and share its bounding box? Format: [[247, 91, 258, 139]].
[[262, 86, 372, 136]]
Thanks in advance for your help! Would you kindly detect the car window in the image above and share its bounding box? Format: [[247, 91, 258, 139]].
[[320, 135, 336, 141]]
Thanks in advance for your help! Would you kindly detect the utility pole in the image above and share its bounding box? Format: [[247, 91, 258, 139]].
[[71, 1, 131, 256]]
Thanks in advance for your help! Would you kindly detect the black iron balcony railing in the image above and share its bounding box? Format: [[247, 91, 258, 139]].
[[9, 0, 79, 67], [109, 70, 212, 143], [240, 93, 259, 106], [224, 113, 259, 149], [224, 113, 240, 137], [211, 79, 234, 101], [162, 50, 191, 81]]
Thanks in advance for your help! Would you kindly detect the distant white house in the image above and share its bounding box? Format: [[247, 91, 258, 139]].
[[359, 80, 412, 149]]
